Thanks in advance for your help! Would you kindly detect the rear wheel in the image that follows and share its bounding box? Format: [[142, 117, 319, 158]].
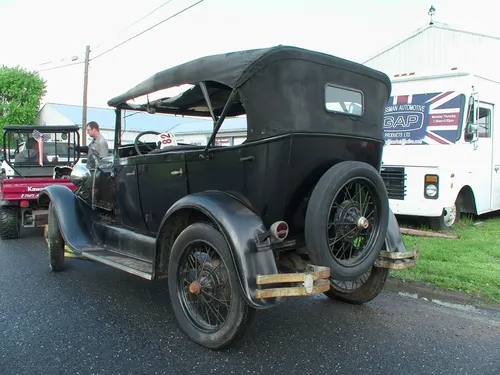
[[305, 161, 389, 281], [47, 202, 65, 271], [0, 206, 21, 240], [325, 266, 388, 304], [168, 222, 255, 350]]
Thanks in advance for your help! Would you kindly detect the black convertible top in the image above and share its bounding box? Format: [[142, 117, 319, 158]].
[[107, 45, 391, 108], [108, 45, 392, 142]]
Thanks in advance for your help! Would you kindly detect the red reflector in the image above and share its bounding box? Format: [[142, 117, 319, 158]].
[[270, 221, 289, 241], [20, 200, 29, 208]]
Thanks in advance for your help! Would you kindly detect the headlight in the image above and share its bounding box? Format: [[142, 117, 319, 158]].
[[425, 184, 437, 197], [424, 174, 439, 199]]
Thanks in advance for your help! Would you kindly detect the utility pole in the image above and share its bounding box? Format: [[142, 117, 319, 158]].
[[82, 45, 91, 146]]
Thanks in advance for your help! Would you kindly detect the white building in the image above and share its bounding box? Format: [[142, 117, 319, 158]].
[[37, 103, 248, 149], [364, 21, 500, 79]]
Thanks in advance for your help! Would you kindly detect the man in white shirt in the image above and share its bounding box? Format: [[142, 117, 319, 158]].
[[73, 121, 109, 159]]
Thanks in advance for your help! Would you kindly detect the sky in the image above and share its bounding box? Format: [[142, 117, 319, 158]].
[[1, 0, 500, 109]]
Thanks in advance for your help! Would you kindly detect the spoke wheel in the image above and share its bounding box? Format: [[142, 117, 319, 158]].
[[305, 161, 389, 281], [168, 223, 255, 350], [327, 178, 381, 269], [179, 244, 232, 332]]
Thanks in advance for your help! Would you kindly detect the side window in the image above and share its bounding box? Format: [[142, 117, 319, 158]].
[[325, 84, 364, 116], [478, 107, 492, 138]]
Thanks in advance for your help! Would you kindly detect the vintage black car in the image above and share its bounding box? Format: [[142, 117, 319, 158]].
[[40, 45, 418, 350]]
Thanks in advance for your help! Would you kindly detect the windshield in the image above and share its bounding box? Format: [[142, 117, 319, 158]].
[[4, 130, 80, 166], [383, 91, 466, 145]]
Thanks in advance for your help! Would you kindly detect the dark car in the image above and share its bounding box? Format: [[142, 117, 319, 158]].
[[40, 45, 418, 350]]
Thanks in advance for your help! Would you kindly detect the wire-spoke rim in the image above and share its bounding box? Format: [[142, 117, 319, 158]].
[[177, 241, 232, 333], [326, 177, 383, 267]]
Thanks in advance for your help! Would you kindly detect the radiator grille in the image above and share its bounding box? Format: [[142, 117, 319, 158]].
[[381, 167, 406, 200]]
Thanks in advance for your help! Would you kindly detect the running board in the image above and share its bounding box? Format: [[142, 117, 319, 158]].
[[43, 225, 154, 279], [81, 250, 154, 280]]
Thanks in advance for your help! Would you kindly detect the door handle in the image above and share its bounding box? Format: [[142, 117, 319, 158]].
[[126, 170, 135, 176], [171, 168, 183, 176], [495, 166, 499, 172]]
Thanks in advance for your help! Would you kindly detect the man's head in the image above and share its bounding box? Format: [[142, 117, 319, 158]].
[[86, 121, 100, 140]]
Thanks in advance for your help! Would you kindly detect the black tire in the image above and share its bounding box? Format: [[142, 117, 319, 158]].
[[47, 202, 65, 271], [168, 222, 256, 350], [305, 161, 389, 281], [429, 202, 460, 231], [324, 266, 388, 304], [0, 206, 21, 240]]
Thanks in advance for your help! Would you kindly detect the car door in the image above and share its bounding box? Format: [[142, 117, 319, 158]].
[[113, 156, 148, 232], [136, 150, 188, 233]]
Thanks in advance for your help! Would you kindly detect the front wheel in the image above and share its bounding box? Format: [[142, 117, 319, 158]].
[[47, 202, 65, 271], [168, 222, 256, 350], [324, 266, 388, 304], [0, 206, 21, 240], [429, 202, 460, 231]]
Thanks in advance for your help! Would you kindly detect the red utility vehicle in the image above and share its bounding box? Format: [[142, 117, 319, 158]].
[[0, 125, 81, 239]]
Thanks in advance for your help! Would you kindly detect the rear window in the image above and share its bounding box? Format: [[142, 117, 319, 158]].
[[325, 84, 364, 116]]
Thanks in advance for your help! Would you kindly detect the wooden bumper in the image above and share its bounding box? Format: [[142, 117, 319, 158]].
[[255, 265, 331, 299], [373, 244, 419, 270]]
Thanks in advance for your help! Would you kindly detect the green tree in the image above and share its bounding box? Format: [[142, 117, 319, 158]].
[[0, 65, 47, 141]]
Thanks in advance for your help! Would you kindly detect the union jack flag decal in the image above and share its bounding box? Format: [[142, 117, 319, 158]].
[[384, 91, 466, 145]]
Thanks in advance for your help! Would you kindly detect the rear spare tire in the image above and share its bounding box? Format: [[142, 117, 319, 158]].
[[305, 161, 389, 281], [0, 206, 21, 240]]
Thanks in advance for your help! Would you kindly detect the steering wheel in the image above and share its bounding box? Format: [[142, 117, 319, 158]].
[[134, 131, 161, 156]]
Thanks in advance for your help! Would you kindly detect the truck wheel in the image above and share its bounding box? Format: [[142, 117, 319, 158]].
[[0, 206, 21, 240], [324, 266, 388, 304], [168, 222, 256, 350], [429, 202, 460, 231], [305, 161, 389, 281], [47, 202, 65, 271]]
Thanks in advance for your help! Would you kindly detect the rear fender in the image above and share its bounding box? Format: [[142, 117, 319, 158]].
[[38, 185, 99, 253], [155, 191, 283, 309], [385, 208, 406, 253]]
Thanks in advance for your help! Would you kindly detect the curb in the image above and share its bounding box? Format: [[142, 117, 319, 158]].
[[384, 277, 500, 312]]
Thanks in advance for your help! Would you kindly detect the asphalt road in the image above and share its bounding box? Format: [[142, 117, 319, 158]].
[[1, 229, 499, 375]]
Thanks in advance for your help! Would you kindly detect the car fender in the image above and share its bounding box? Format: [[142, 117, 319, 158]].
[[38, 185, 98, 253], [156, 191, 284, 309], [385, 208, 407, 253]]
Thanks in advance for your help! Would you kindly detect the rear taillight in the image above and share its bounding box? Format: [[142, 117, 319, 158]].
[[20, 200, 29, 208], [270, 221, 289, 241]]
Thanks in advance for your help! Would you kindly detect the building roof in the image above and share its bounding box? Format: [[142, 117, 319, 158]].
[[45, 103, 247, 135], [363, 21, 500, 64]]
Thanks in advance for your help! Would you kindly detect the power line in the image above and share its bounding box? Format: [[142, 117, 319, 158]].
[[33, 1, 178, 71], [122, 0, 177, 34], [38, 61, 84, 72], [93, 0, 177, 53], [91, 0, 204, 61]]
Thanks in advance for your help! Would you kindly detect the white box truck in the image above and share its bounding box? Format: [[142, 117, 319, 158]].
[[381, 70, 500, 230]]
